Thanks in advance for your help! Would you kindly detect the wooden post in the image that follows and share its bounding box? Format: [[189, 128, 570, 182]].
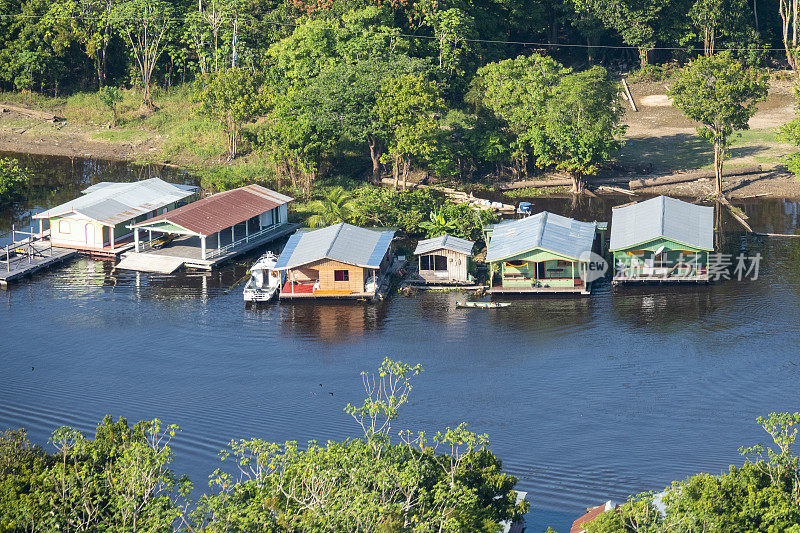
[[231, 226, 235, 244]]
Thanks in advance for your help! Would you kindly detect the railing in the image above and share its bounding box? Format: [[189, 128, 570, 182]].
[[0, 224, 52, 272], [206, 223, 281, 259]]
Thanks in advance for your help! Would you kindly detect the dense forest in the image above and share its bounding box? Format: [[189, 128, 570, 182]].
[[0, 0, 797, 192]]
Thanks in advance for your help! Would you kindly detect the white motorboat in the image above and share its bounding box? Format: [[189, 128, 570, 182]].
[[243, 251, 284, 302]]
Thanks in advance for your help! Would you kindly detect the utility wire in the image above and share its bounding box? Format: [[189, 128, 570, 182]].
[[0, 12, 791, 52]]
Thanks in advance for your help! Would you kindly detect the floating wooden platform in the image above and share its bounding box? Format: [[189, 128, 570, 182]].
[[0, 244, 77, 288], [612, 275, 709, 284], [117, 223, 300, 272], [489, 285, 591, 296]]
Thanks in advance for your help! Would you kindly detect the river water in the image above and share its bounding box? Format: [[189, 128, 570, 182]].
[[1, 152, 800, 532]]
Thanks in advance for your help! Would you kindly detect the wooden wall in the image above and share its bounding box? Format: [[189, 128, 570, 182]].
[[289, 259, 368, 292], [418, 249, 469, 282]]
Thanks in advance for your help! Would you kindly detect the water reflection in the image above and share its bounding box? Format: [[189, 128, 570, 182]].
[[277, 300, 387, 342]]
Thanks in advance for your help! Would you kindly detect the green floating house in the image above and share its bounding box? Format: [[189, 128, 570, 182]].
[[610, 195, 714, 283], [485, 212, 600, 295]]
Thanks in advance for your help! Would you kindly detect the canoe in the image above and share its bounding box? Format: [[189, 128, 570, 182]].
[[456, 301, 510, 308]]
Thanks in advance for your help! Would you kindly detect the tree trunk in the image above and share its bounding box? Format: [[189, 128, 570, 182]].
[[367, 136, 381, 183], [402, 158, 409, 190], [713, 141, 724, 196], [570, 174, 586, 194], [639, 47, 650, 69], [393, 154, 399, 189]]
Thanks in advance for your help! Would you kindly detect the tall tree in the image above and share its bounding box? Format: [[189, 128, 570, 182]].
[[196, 67, 271, 158], [47, 0, 118, 87], [669, 51, 768, 196], [533, 66, 626, 193], [571, 0, 663, 68], [473, 53, 567, 179], [113, 0, 176, 108], [375, 73, 446, 189], [779, 0, 798, 69]]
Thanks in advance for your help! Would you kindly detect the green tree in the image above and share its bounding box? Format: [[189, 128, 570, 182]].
[[533, 66, 626, 193], [0, 157, 30, 206], [99, 86, 123, 126], [196, 67, 271, 158], [375, 73, 447, 189], [473, 54, 567, 179], [668, 52, 768, 196], [571, 0, 663, 68], [306, 186, 357, 227], [46, 0, 118, 87], [780, 85, 800, 178], [113, 0, 176, 108], [192, 358, 528, 531]]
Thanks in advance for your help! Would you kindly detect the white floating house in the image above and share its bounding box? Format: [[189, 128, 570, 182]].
[[413, 234, 474, 284], [32, 178, 197, 254]]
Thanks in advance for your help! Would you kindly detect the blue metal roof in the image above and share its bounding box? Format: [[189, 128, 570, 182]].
[[275, 223, 395, 270], [485, 212, 597, 262], [413, 234, 475, 256], [609, 196, 714, 251]]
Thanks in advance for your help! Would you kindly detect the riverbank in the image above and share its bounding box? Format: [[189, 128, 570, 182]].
[[2, 78, 800, 199]]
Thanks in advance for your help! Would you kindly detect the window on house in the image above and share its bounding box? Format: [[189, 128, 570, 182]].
[[334, 269, 349, 282], [421, 255, 448, 271], [59, 221, 71, 234]]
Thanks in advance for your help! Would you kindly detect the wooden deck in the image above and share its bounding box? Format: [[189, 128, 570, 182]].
[[489, 284, 591, 296], [0, 243, 77, 288], [118, 223, 300, 272]]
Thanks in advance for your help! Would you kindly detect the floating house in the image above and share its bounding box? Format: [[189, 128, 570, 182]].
[[610, 196, 713, 283], [117, 184, 296, 272], [32, 178, 197, 255], [413, 234, 474, 284], [571, 501, 618, 533], [485, 212, 600, 295], [275, 223, 395, 299]]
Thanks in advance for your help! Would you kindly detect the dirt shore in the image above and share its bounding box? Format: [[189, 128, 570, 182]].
[[2, 76, 800, 199]]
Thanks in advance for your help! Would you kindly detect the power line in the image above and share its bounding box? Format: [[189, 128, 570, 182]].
[[0, 11, 790, 52]]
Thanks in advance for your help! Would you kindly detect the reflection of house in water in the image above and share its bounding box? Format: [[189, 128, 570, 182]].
[[279, 301, 386, 342], [611, 196, 713, 284], [611, 285, 714, 327], [33, 178, 197, 256]]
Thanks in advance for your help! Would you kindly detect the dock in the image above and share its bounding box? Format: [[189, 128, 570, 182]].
[[1, 232, 77, 288], [117, 222, 300, 272], [488, 284, 591, 296]]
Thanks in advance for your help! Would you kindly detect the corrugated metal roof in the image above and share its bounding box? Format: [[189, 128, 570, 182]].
[[130, 184, 293, 236], [33, 178, 197, 226], [609, 196, 714, 251], [274, 223, 395, 270], [414, 234, 474, 256], [485, 212, 597, 262]]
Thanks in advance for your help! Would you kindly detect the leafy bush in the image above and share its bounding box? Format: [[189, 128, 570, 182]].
[[0, 158, 30, 206], [627, 64, 675, 83]]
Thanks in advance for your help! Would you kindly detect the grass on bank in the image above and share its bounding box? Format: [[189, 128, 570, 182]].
[[0, 85, 227, 163]]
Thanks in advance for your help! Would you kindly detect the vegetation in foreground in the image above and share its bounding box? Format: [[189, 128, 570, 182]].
[[0, 158, 30, 207], [581, 412, 800, 533], [0, 358, 529, 532]]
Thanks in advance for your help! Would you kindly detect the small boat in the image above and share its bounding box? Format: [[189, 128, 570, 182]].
[[456, 301, 510, 308], [243, 251, 284, 302]]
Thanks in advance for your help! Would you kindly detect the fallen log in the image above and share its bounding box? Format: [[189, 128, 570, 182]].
[[497, 178, 573, 190], [596, 185, 637, 196], [628, 166, 762, 190], [621, 79, 638, 112], [1, 104, 63, 122]]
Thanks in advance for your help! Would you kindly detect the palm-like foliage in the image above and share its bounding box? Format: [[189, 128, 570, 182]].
[[420, 206, 459, 238], [307, 187, 357, 228]]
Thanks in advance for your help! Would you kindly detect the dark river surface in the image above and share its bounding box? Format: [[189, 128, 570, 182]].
[[2, 152, 800, 532]]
